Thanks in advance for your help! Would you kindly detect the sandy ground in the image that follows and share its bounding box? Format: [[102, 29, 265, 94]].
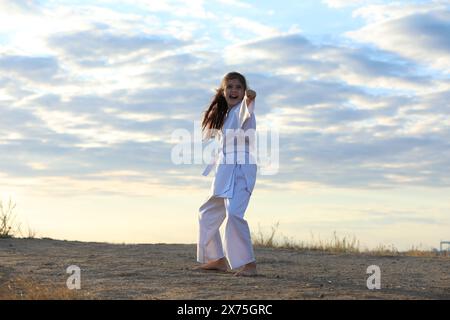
[[0, 238, 449, 299]]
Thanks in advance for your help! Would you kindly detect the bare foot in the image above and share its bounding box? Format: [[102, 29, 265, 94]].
[[234, 262, 257, 277], [194, 257, 228, 272]]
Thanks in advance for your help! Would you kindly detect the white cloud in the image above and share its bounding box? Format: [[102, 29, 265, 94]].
[[120, 0, 216, 19], [224, 33, 436, 93], [216, 0, 252, 8], [222, 16, 281, 40], [0, 55, 59, 82], [347, 2, 450, 72], [0, 0, 43, 14], [322, 0, 372, 8]]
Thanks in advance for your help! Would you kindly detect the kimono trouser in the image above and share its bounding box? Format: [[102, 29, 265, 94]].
[[197, 165, 255, 270]]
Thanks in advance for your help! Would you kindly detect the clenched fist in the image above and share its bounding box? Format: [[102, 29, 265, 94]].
[[246, 89, 256, 101]]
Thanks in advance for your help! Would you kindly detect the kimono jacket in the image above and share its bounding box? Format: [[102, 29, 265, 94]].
[[202, 97, 257, 198]]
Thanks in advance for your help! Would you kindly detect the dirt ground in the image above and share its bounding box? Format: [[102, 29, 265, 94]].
[[0, 238, 448, 299]]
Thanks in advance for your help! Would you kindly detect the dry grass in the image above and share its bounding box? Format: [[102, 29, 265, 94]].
[[0, 276, 89, 300], [0, 199, 19, 239], [252, 223, 447, 258], [252, 222, 360, 254], [0, 199, 37, 239]]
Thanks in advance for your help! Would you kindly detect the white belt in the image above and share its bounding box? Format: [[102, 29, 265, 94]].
[[202, 150, 253, 176]]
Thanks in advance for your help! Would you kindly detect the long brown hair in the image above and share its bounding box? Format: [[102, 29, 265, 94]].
[[201, 72, 248, 137]]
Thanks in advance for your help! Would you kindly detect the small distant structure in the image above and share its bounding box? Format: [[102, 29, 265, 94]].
[[440, 241, 450, 255]]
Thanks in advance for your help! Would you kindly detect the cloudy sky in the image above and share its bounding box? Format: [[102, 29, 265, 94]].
[[0, 0, 449, 250]]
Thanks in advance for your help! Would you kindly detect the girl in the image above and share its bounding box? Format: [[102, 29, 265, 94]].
[[196, 72, 258, 277]]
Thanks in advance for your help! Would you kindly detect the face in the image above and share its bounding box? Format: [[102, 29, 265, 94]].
[[223, 78, 245, 108]]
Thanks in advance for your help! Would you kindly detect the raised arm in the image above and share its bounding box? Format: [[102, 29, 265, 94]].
[[238, 89, 256, 128], [245, 89, 256, 107]]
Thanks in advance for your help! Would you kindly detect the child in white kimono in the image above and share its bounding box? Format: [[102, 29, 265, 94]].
[[196, 72, 258, 277]]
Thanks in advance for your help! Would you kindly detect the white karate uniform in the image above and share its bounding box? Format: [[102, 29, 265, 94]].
[[197, 97, 257, 270]]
